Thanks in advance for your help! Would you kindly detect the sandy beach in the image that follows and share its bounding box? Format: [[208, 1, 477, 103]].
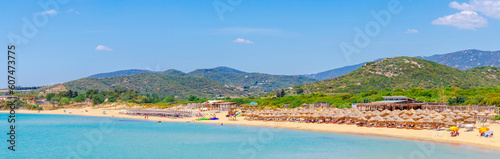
[[4, 106, 500, 151]]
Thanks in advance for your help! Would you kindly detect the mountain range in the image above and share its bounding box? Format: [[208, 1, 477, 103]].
[[305, 49, 500, 80], [87, 49, 499, 82], [296, 56, 500, 94], [44, 72, 260, 99], [38, 49, 499, 98], [418, 49, 500, 70], [87, 66, 316, 92]]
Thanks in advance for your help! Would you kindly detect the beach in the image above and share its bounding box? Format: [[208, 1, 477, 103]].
[[4, 106, 500, 151]]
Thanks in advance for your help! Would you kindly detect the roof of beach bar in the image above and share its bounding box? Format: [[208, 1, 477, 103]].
[[358, 96, 420, 105]]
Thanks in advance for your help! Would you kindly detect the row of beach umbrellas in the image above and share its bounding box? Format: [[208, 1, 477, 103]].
[[243, 107, 497, 126]]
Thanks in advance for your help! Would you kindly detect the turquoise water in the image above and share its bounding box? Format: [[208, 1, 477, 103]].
[[1, 114, 499, 159]]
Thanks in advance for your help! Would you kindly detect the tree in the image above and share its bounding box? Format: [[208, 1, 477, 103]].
[[46, 93, 55, 101], [280, 89, 286, 97], [487, 97, 500, 106], [267, 93, 275, 97], [50, 96, 59, 105], [362, 98, 371, 103], [373, 96, 384, 102], [141, 96, 151, 103], [114, 87, 127, 95], [291, 99, 303, 107], [121, 94, 133, 101], [162, 96, 175, 103], [85, 89, 99, 98], [71, 90, 78, 98], [296, 88, 304, 94], [92, 94, 105, 105], [447, 95, 467, 105], [74, 94, 86, 103], [232, 98, 244, 105], [275, 90, 281, 97], [188, 95, 199, 101], [150, 93, 160, 103], [60, 97, 70, 105], [108, 95, 117, 102], [58, 91, 71, 97]]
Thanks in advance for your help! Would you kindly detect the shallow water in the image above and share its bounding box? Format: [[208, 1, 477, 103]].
[[1, 113, 499, 158]]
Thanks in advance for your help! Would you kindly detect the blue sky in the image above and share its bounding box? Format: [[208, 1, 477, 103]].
[[1, 0, 500, 87]]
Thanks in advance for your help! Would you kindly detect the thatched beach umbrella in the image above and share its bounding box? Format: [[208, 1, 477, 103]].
[[377, 118, 386, 123], [385, 117, 395, 123], [368, 116, 378, 123], [445, 121, 456, 126], [434, 119, 444, 125], [400, 114, 411, 119], [404, 118, 415, 124], [440, 112, 450, 116], [410, 114, 421, 120], [358, 116, 368, 122], [433, 115, 445, 120], [464, 118, 476, 124], [428, 113, 437, 118], [477, 112, 487, 117], [395, 118, 405, 124]]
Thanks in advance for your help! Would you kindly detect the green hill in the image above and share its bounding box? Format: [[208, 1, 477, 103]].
[[188, 69, 316, 92], [43, 72, 260, 99], [87, 67, 316, 92], [212, 66, 247, 74], [297, 57, 500, 94], [304, 49, 500, 81], [162, 69, 187, 76], [88, 69, 153, 78]]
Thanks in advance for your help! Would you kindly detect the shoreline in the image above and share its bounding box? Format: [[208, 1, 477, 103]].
[[4, 108, 500, 151]]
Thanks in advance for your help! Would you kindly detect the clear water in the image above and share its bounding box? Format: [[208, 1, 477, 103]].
[[1, 113, 499, 159]]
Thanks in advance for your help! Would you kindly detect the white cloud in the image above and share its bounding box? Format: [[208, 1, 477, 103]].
[[233, 38, 254, 44], [449, 0, 500, 20], [405, 29, 419, 33], [95, 45, 113, 51], [67, 8, 80, 14], [432, 11, 488, 29], [41, 9, 58, 15]]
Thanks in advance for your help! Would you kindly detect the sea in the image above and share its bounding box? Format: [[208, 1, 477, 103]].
[[1, 113, 499, 159]]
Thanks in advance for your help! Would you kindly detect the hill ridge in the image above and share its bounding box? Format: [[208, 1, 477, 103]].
[[297, 56, 500, 93]]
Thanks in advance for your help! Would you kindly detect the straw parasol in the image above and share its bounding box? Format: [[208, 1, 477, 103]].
[[464, 118, 476, 124], [404, 118, 415, 124], [410, 114, 421, 120], [358, 116, 368, 122]]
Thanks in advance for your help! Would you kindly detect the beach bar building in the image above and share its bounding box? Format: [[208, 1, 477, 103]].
[[354, 96, 499, 112], [217, 102, 237, 111], [354, 96, 423, 111], [200, 100, 238, 111]]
